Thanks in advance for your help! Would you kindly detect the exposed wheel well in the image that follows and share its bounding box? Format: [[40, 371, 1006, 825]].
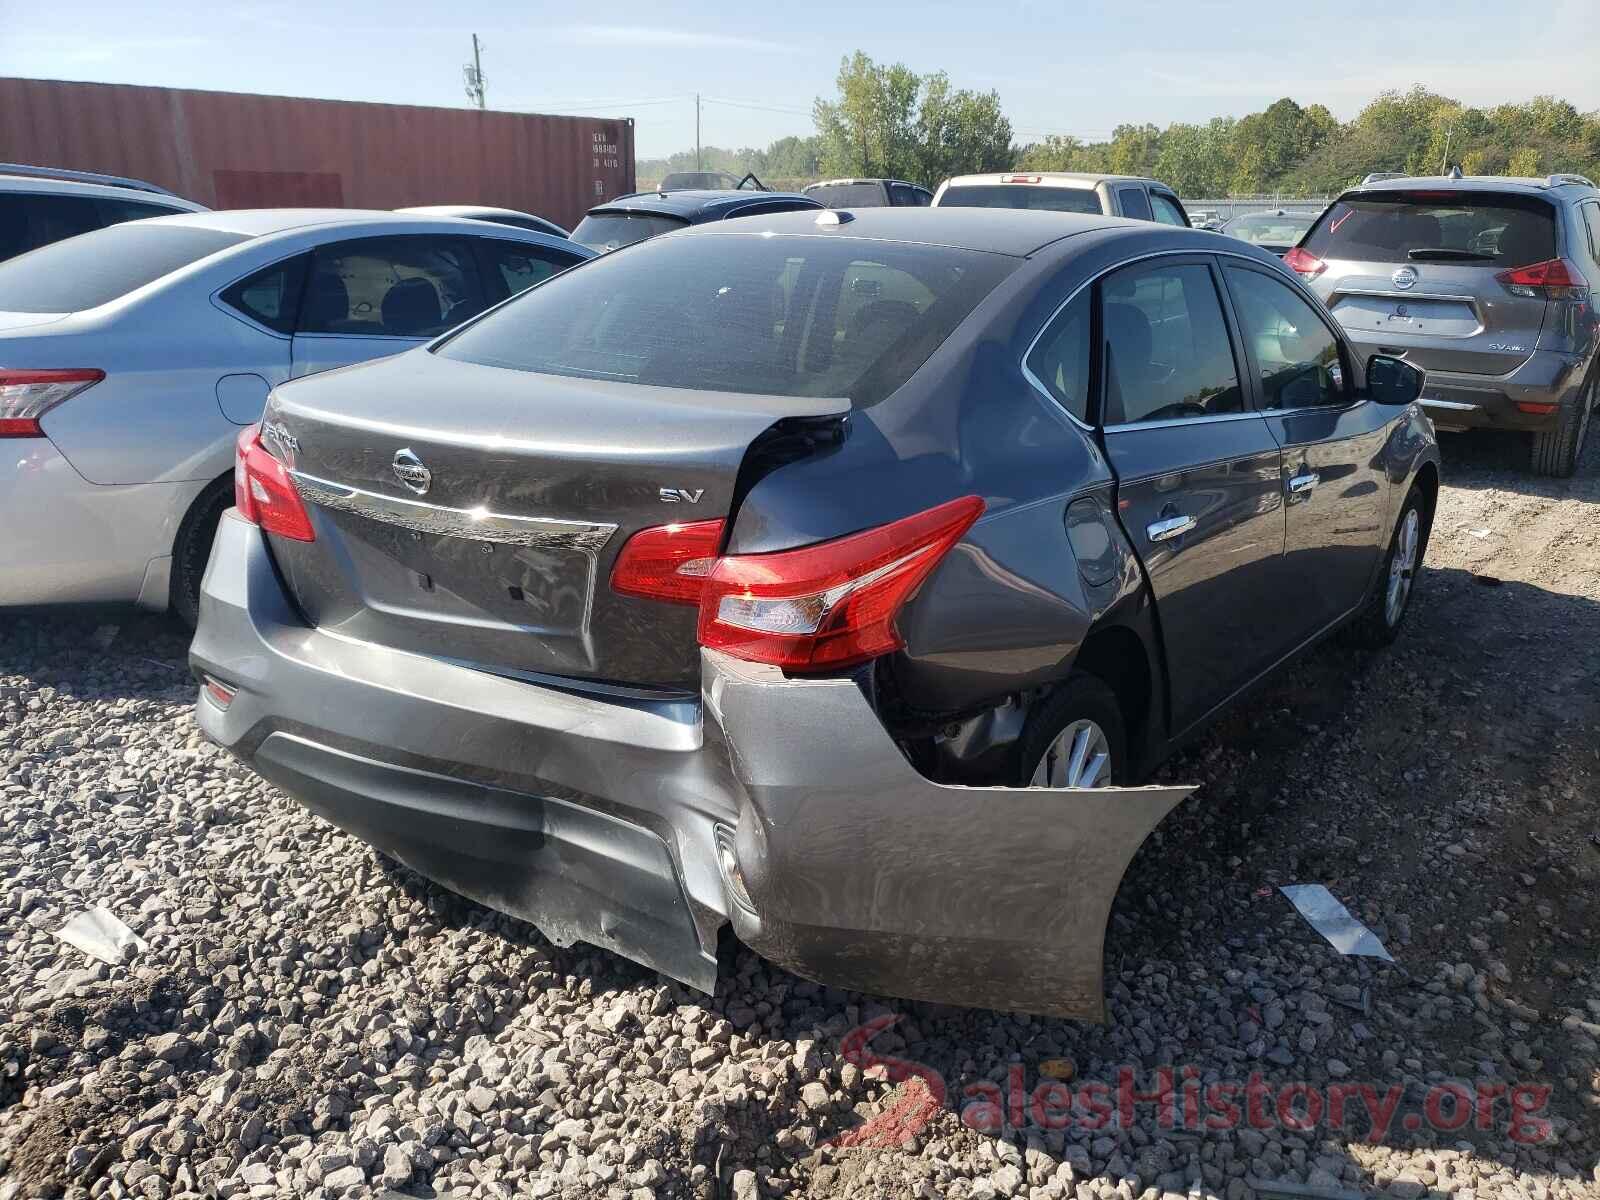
[[1070, 623, 1153, 765]]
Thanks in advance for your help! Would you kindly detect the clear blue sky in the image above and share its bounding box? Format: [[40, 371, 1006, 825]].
[[3, 0, 1597, 159]]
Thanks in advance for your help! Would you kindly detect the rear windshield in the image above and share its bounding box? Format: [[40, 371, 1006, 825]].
[[1302, 192, 1556, 267], [939, 185, 1104, 215], [806, 183, 888, 208], [570, 211, 688, 253], [0, 223, 246, 312], [438, 231, 1017, 407], [1223, 212, 1317, 247]]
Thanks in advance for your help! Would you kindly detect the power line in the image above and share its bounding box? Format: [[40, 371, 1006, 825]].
[[701, 96, 814, 117]]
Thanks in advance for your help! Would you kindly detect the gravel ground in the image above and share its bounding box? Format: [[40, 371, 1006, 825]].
[[3, 429, 1599, 1200]]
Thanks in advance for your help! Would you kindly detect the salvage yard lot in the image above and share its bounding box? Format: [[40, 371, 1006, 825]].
[[2, 431, 1598, 1200]]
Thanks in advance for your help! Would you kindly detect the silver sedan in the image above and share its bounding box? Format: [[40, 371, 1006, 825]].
[[0, 209, 593, 621]]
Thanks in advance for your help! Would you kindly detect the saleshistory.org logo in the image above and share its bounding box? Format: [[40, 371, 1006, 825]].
[[828, 1015, 1553, 1150]]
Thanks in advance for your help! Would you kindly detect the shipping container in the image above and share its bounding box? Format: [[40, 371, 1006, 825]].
[[0, 77, 635, 231]]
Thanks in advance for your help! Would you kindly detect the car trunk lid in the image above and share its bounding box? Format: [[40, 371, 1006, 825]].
[[262, 350, 848, 691], [1301, 190, 1558, 376]]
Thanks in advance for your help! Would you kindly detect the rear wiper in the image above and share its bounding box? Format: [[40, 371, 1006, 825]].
[[1407, 248, 1495, 262]]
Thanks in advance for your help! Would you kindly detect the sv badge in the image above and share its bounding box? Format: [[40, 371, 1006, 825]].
[[659, 487, 704, 504]]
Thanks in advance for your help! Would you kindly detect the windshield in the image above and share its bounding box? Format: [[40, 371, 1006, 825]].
[[938, 185, 1103, 214], [1223, 212, 1317, 247], [1301, 193, 1557, 267], [570, 212, 688, 253], [806, 183, 889, 208], [0, 223, 246, 312], [438, 231, 1017, 407]]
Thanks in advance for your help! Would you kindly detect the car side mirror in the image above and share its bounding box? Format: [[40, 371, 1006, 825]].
[[1366, 354, 1424, 406]]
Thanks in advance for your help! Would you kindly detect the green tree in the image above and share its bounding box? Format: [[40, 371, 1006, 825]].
[[1507, 146, 1543, 176], [813, 52, 1012, 183]]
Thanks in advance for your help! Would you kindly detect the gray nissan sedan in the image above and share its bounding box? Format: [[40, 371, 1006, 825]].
[[191, 208, 1439, 1018]]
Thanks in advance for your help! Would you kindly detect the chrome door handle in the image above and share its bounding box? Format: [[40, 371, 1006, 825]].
[[1147, 514, 1196, 542], [1287, 472, 1321, 495]]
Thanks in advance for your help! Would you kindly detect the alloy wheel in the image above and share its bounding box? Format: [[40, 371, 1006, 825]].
[[1386, 508, 1420, 627], [1028, 718, 1113, 788]]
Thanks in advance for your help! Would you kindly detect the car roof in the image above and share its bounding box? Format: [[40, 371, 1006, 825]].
[[804, 178, 918, 189], [398, 205, 548, 221], [660, 205, 1183, 257], [589, 189, 822, 221], [942, 171, 1170, 190], [1349, 175, 1596, 198], [125, 208, 552, 237], [0, 173, 208, 210]]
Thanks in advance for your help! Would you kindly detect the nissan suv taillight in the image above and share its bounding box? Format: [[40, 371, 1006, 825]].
[[0, 368, 104, 437], [234, 425, 315, 541], [1496, 258, 1588, 300]]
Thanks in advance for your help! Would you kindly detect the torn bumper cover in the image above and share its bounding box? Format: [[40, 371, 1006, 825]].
[[191, 512, 1193, 1019]]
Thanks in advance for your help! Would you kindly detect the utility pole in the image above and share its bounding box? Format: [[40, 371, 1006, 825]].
[[695, 93, 702, 170], [463, 34, 486, 110], [1440, 124, 1455, 175]]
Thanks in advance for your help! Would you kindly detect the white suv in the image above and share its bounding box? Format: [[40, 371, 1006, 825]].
[[933, 172, 1191, 225], [0, 164, 207, 263]]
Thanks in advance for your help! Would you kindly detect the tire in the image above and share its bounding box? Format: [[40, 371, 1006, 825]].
[[1016, 671, 1129, 788], [1529, 375, 1594, 478], [1345, 484, 1426, 649], [170, 478, 232, 629]]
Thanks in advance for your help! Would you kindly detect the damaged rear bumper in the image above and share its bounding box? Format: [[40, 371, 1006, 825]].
[[191, 512, 1192, 1019]]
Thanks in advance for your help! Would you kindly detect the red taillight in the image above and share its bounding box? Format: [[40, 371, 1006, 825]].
[[1004, 175, 1042, 184], [609, 518, 725, 604], [1282, 247, 1326, 279], [0, 368, 103, 438], [1515, 401, 1559, 415], [234, 425, 315, 542], [696, 496, 984, 673], [1496, 258, 1587, 299]]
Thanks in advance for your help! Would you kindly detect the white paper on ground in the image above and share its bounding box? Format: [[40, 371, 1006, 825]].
[[1280, 884, 1393, 961], [55, 906, 148, 965]]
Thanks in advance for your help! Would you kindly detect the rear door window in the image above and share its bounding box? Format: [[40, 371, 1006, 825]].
[[0, 193, 102, 261], [0, 222, 246, 312], [96, 198, 186, 225], [1150, 193, 1189, 227], [477, 239, 585, 300], [1117, 187, 1154, 221], [300, 237, 486, 337], [937, 185, 1103, 214], [889, 183, 931, 207], [1100, 260, 1242, 425], [1303, 192, 1557, 267], [437, 232, 1017, 407]]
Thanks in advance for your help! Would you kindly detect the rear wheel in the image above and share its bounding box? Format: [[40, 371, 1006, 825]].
[[1345, 485, 1425, 648], [1018, 672, 1128, 788], [170, 478, 232, 629], [1529, 375, 1594, 478]]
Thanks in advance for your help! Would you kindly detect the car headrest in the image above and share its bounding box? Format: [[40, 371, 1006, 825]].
[[303, 272, 349, 329], [1102, 301, 1155, 424], [381, 277, 442, 336]]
